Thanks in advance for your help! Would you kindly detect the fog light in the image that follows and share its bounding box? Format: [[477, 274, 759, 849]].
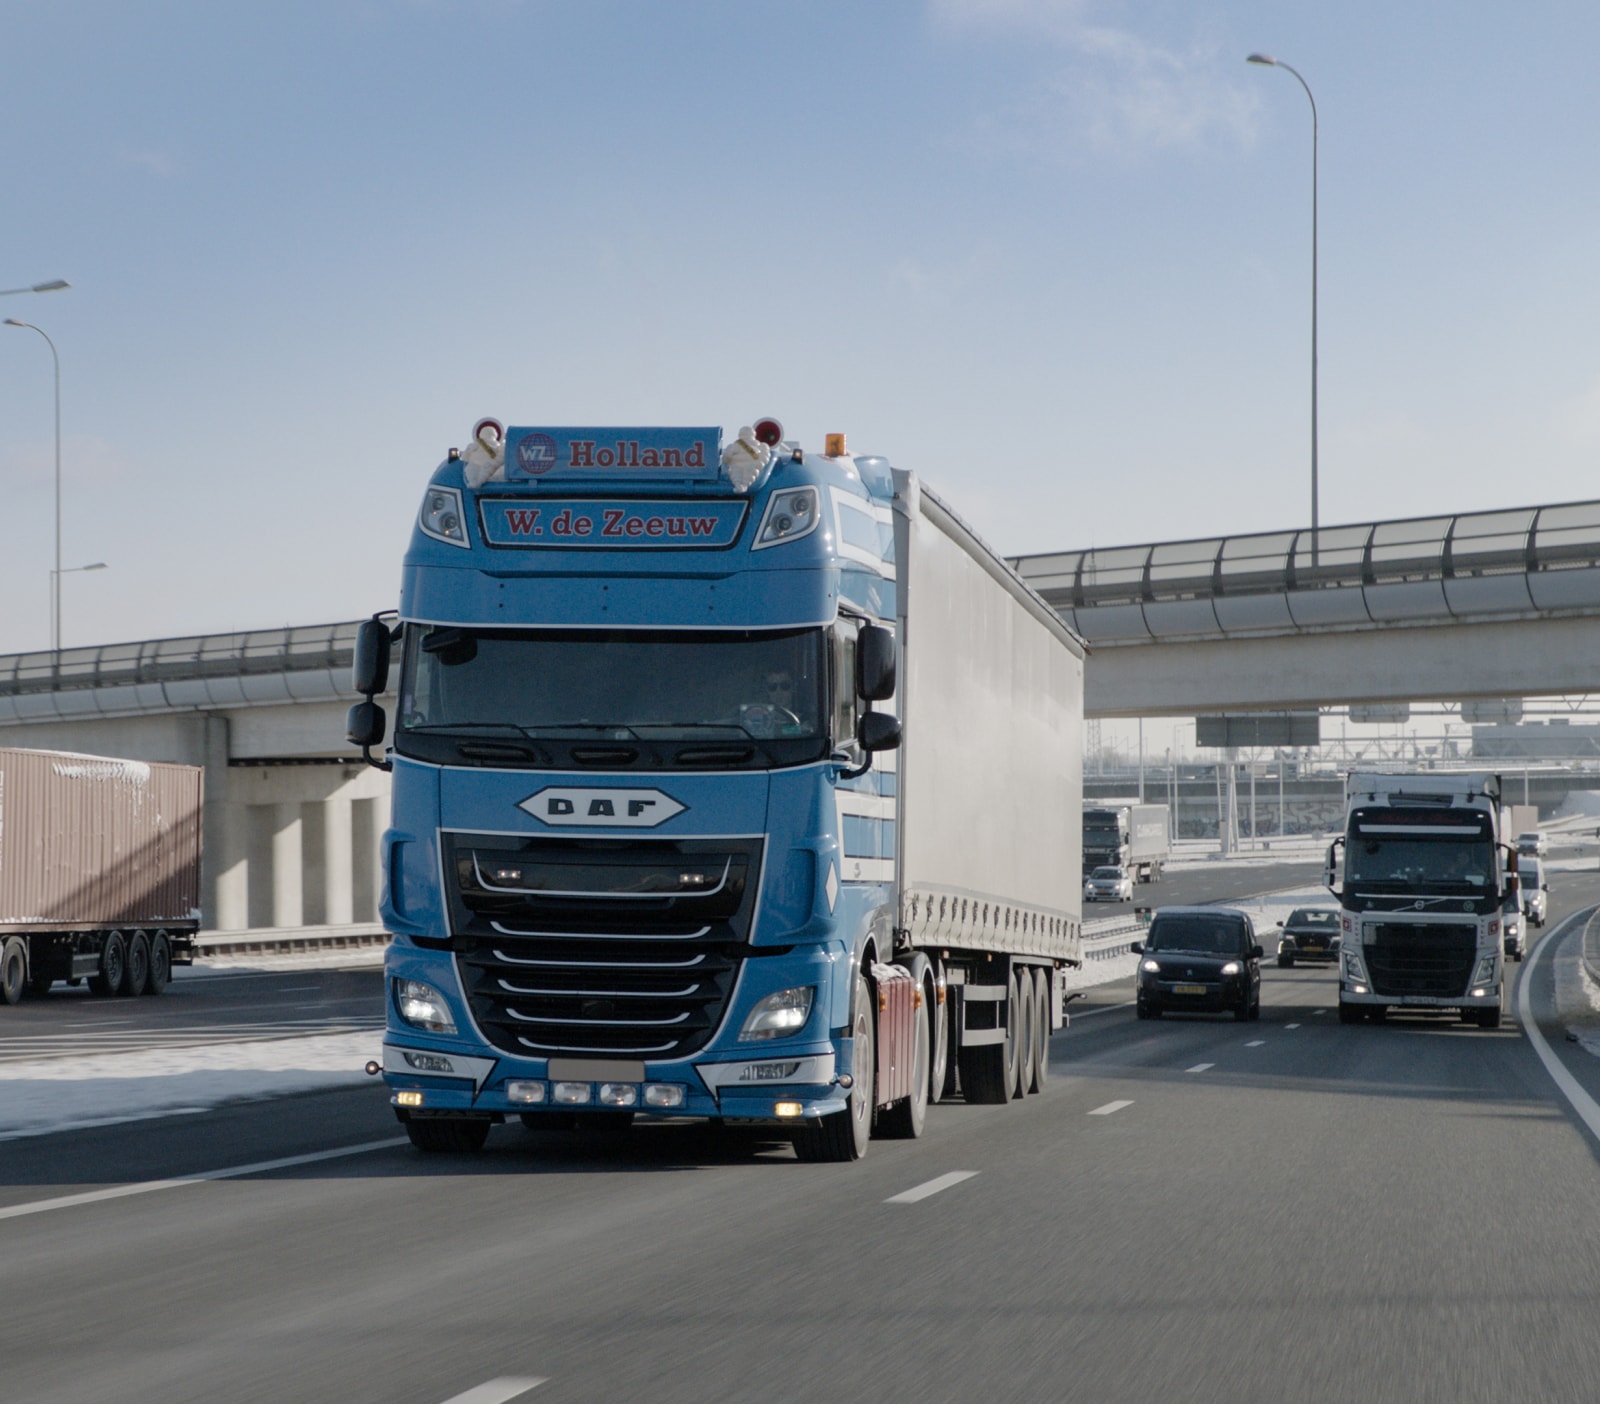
[[507, 1080, 546, 1104], [1472, 987, 1488, 998], [402, 1051, 455, 1073], [1351, 984, 1369, 995], [553, 1082, 593, 1105], [774, 1101, 804, 1118], [645, 1084, 685, 1108], [598, 1083, 639, 1107], [395, 1091, 424, 1108]]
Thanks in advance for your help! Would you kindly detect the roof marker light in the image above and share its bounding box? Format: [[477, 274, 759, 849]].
[[825, 432, 847, 457]]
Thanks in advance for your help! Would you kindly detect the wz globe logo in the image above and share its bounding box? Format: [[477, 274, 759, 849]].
[[515, 433, 558, 475]]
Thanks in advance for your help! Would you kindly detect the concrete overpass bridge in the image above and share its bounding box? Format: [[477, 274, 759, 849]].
[[1011, 498, 1600, 718], [4, 496, 1600, 930]]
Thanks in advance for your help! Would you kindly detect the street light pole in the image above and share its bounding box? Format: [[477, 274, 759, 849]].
[[1247, 52, 1318, 564], [4, 318, 63, 650]]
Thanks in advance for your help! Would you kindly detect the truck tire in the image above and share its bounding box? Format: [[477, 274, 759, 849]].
[[1027, 968, 1049, 1093], [926, 963, 950, 1105], [90, 932, 126, 996], [1010, 969, 1031, 1100], [794, 972, 875, 1162], [878, 986, 929, 1139], [1477, 1005, 1502, 1030], [146, 933, 171, 995], [1, 940, 24, 1006], [1338, 999, 1361, 1025], [405, 1117, 491, 1153], [959, 974, 1016, 1106], [123, 933, 150, 997]]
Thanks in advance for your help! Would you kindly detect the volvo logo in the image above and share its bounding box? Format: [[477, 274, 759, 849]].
[[520, 786, 687, 828]]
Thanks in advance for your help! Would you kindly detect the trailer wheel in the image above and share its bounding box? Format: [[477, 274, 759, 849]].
[[878, 987, 929, 1140], [925, 963, 950, 1106], [1, 940, 25, 1006], [794, 972, 875, 1162], [958, 1007, 1013, 1106], [90, 932, 126, 996], [123, 933, 151, 998], [146, 933, 171, 995], [1027, 968, 1049, 1093], [1010, 969, 1032, 1099]]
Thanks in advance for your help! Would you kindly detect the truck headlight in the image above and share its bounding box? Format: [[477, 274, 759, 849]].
[[1342, 951, 1368, 985], [394, 979, 457, 1035], [740, 987, 814, 1041], [419, 486, 468, 547], [1472, 956, 1498, 986]]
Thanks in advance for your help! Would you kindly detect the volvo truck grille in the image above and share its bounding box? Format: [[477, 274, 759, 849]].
[[443, 833, 763, 1059], [1365, 922, 1477, 998]]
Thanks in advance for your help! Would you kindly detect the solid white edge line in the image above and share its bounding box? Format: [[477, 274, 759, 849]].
[[0, 1137, 410, 1223], [885, 1171, 979, 1204], [438, 1378, 548, 1404], [1088, 1099, 1133, 1115], [1518, 909, 1600, 1145]]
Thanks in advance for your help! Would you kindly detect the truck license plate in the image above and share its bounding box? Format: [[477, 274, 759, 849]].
[[1173, 983, 1206, 995]]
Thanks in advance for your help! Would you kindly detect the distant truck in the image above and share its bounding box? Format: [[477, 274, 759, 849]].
[[0, 746, 202, 1005], [350, 419, 1086, 1160], [1327, 771, 1513, 1028], [1081, 803, 1169, 883]]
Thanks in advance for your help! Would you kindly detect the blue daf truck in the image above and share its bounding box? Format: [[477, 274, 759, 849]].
[[350, 419, 1084, 1161]]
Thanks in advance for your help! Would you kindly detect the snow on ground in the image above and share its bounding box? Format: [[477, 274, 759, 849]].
[[0, 1032, 382, 1142]]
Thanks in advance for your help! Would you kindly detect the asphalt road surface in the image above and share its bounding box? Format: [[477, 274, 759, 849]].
[[5, 864, 1600, 1402]]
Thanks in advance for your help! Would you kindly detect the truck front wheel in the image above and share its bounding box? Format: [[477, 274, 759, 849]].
[[1338, 999, 1361, 1025], [1476, 1005, 1502, 1030], [794, 973, 875, 1162]]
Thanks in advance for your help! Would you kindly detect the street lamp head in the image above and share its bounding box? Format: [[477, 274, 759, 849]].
[[3, 317, 26, 328], [32, 280, 70, 293], [1246, 52, 1277, 65], [82, 562, 108, 572]]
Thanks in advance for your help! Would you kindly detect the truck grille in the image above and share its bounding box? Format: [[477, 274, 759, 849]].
[[442, 833, 763, 1059], [1365, 922, 1477, 998]]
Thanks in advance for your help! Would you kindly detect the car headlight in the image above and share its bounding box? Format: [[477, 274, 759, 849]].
[[1220, 961, 1242, 976], [740, 986, 814, 1041], [1280, 936, 1296, 949], [1140, 959, 1161, 974], [394, 979, 457, 1035]]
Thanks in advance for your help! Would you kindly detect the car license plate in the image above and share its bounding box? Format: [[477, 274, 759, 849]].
[[1173, 983, 1206, 995], [1302, 942, 1323, 953]]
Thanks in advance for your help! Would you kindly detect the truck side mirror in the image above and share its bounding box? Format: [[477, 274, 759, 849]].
[[353, 617, 392, 696], [346, 700, 387, 750], [1324, 839, 1341, 894], [858, 711, 902, 752], [857, 624, 896, 702]]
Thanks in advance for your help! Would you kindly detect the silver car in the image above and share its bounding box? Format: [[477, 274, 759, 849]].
[[1520, 856, 1548, 928], [1083, 865, 1134, 902]]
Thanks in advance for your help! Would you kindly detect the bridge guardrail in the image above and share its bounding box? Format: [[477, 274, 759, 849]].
[[195, 923, 390, 957], [1082, 910, 1151, 962]]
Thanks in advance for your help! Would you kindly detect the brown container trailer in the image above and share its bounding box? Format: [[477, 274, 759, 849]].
[[0, 746, 203, 1006]]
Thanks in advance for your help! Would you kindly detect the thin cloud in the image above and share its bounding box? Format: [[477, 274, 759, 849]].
[[117, 146, 181, 178], [932, 0, 1259, 158]]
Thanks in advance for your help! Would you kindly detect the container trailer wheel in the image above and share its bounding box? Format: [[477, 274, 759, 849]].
[[1010, 969, 1032, 1099], [925, 961, 951, 1106], [958, 989, 1015, 1105], [405, 1116, 491, 1153], [794, 972, 875, 1162], [1027, 968, 1049, 1093], [89, 933, 126, 996], [0, 940, 24, 1006], [146, 934, 171, 995], [123, 933, 150, 998]]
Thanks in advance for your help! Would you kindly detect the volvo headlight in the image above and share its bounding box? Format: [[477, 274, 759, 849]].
[[394, 978, 457, 1035], [1472, 956, 1498, 986], [740, 986, 814, 1041], [1342, 951, 1368, 984]]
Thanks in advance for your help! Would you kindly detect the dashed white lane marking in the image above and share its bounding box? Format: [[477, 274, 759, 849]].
[[1185, 1063, 1214, 1073], [1067, 1002, 1134, 1020], [1088, 1100, 1133, 1115], [0, 1138, 409, 1223], [1313, 1009, 1327, 1015], [439, 1380, 547, 1404], [1245, 1040, 1265, 1047], [1286, 1023, 1301, 1029], [885, 1171, 979, 1204]]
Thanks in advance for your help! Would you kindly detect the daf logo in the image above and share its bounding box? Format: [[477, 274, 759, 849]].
[[520, 786, 686, 828]]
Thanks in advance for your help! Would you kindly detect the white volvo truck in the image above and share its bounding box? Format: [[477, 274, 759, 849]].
[[1328, 771, 1513, 1029]]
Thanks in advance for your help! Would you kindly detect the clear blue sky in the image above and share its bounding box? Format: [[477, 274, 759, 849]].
[[3, 0, 1597, 655]]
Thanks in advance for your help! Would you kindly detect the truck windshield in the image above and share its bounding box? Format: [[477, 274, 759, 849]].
[[1346, 834, 1494, 891], [395, 625, 829, 767]]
